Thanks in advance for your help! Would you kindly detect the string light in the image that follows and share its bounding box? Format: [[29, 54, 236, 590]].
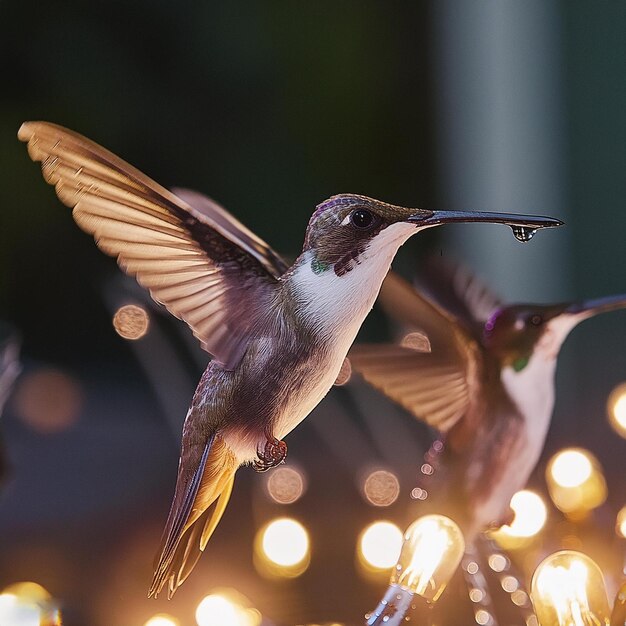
[[254, 518, 310, 578], [530, 551, 611, 626], [358, 521, 403, 571], [366, 515, 465, 625], [195, 590, 261, 626], [546, 449, 607, 518], [0, 582, 61, 626]]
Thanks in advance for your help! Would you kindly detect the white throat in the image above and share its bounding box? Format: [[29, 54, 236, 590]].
[[291, 222, 417, 340]]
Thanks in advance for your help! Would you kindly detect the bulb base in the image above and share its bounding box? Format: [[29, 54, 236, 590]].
[[365, 584, 428, 626]]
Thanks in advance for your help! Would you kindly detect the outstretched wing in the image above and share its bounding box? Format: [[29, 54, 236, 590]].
[[19, 122, 286, 369], [350, 272, 483, 433]]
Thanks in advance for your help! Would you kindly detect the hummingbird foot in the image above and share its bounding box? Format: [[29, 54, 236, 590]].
[[253, 436, 287, 472]]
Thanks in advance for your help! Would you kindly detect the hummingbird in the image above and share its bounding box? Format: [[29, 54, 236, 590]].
[[349, 262, 626, 541], [18, 121, 561, 598]]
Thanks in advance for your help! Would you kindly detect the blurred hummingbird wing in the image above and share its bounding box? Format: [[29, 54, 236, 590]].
[[149, 431, 237, 599], [19, 121, 284, 369], [171, 187, 290, 277], [349, 345, 472, 433], [416, 257, 502, 327], [350, 272, 481, 433]]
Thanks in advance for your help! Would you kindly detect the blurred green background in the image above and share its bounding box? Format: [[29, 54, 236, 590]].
[[0, 1, 624, 625]]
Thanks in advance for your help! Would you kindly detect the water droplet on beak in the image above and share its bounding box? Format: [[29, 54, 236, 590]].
[[510, 226, 537, 242]]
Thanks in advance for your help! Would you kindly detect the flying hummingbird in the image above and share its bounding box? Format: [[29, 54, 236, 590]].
[[349, 263, 626, 541], [18, 121, 561, 598]]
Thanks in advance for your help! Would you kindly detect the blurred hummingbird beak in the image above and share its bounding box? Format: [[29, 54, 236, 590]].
[[406, 209, 563, 241], [565, 294, 626, 321]]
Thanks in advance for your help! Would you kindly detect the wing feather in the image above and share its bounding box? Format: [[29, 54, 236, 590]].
[[19, 121, 287, 368], [350, 272, 485, 433]]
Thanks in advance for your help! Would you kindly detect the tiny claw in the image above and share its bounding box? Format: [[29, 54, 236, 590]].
[[253, 436, 287, 472]]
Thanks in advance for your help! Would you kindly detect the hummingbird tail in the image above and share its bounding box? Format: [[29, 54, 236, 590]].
[[148, 433, 238, 599]]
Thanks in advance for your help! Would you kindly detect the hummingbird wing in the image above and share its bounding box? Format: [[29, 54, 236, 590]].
[[18, 121, 287, 370], [349, 272, 482, 433]]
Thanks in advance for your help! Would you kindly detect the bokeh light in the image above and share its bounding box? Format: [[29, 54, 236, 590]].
[[0, 582, 60, 626], [262, 518, 309, 566], [12, 368, 83, 433], [546, 448, 607, 517], [501, 490, 547, 538], [195, 589, 261, 626], [112, 304, 149, 340], [607, 382, 626, 438], [254, 518, 310, 578], [549, 449, 592, 488], [362, 469, 400, 507], [358, 521, 403, 570], [265, 466, 306, 504], [491, 490, 547, 550], [0, 593, 41, 626], [616, 506, 626, 539], [196, 594, 250, 626], [144, 614, 180, 626]]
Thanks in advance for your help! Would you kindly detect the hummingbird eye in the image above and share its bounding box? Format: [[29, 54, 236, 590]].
[[350, 209, 374, 229], [529, 314, 543, 326]]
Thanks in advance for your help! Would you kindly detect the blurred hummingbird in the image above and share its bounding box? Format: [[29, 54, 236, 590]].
[[349, 263, 626, 541], [18, 121, 561, 598]]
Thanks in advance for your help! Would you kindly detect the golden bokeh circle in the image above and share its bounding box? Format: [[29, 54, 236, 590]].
[[113, 304, 149, 340]]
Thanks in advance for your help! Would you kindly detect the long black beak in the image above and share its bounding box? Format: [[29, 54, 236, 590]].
[[407, 209, 563, 242], [565, 294, 626, 319]]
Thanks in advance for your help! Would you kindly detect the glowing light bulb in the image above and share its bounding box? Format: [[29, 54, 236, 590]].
[[607, 383, 626, 439], [0, 582, 61, 626], [550, 450, 592, 488], [530, 551, 610, 626], [254, 518, 310, 578], [359, 521, 403, 570], [546, 449, 607, 518], [196, 594, 244, 626], [391, 515, 465, 601], [366, 516, 465, 625]]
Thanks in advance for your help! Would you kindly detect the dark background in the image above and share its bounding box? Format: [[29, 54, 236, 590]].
[[0, 2, 624, 625]]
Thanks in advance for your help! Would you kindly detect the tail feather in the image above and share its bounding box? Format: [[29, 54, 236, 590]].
[[149, 433, 237, 598]]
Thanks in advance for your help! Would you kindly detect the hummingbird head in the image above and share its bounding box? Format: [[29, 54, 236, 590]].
[[484, 295, 626, 371], [302, 194, 562, 277]]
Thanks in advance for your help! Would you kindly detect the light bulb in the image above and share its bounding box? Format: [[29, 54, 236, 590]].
[[391, 515, 465, 601], [546, 449, 607, 518], [366, 515, 465, 626], [530, 550, 610, 626]]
